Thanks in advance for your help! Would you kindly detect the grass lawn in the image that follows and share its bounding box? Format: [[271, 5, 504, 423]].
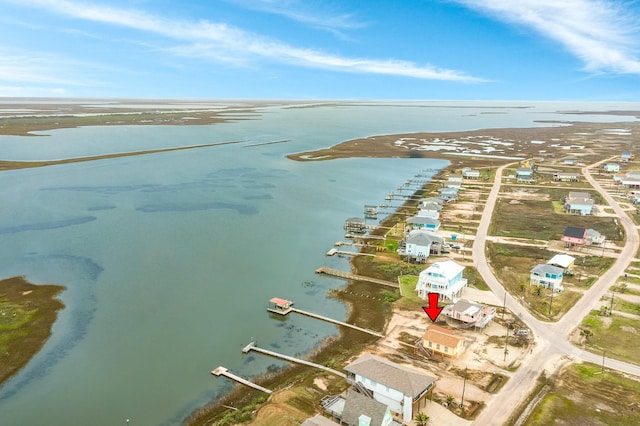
[[524, 363, 640, 426], [397, 275, 425, 310], [490, 187, 621, 241], [579, 310, 640, 365], [486, 243, 584, 320]]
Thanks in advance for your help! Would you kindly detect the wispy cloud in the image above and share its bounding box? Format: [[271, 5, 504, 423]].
[[226, 0, 368, 35], [0, 49, 100, 86], [12, 0, 484, 82], [452, 0, 640, 74]]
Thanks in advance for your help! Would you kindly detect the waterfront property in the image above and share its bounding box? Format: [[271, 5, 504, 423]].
[[530, 264, 565, 292], [302, 414, 341, 426], [342, 353, 436, 423], [437, 187, 458, 202], [416, 207, 440, 220], [267, 297, 294, 314], [405, 216, 440, 232], [400, 230, 444, 262], [446, 174, 462, 189], [321, 388, 398, 426], [344, 217, 367, 233], [415, 259, 468, 302], [420, 324, 466, 361], [461, 167, 480, 179], [442, 299, 496, 329]]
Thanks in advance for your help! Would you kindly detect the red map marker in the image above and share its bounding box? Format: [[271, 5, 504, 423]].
[[422, 293, 443, 322]]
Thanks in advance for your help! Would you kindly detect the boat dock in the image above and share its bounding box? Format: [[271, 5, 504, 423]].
[[291, 308, 384, 338], [326, 249, 375, 257], [211, 366, 272, 394], [242, 342, 346, 378], [315, 267, 399, 288], [266, 298, 384, 338]]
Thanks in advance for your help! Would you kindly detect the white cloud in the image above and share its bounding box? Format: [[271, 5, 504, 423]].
[[0, 50, 100, 86], [0, 85, 66, 96], [12, 0, 484, 82], [452, 0, 640, 74], [226, 0, 368, 34]]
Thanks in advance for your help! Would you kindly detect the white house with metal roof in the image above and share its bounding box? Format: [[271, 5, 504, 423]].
[[343, 353, 436, 423], [416, 260, 467, 302]]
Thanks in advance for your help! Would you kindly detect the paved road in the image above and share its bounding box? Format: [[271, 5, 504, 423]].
[[470, 159, 640, 426]]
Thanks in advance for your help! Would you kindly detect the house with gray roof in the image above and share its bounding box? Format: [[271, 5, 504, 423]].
[[401, 230, 444, 262], [530, 264, 565, 292], [406, 216, 440, 232], [564, 192, 594, 215], [302, 414, 341, 426], [344, 353, 436, 423]]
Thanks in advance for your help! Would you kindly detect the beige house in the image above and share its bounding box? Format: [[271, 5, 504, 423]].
[[421, 325, 465, 360]]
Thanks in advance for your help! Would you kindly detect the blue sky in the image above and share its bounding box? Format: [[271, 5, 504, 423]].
[[2, 0, 640, 100]]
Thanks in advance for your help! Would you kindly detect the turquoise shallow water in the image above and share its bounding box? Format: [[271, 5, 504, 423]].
[[0, 101, 637, 425]]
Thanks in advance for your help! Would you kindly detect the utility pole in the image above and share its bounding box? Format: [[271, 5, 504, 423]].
[[548, 290, 554, 315], [502, 291, 507, 320], [602, 350, 606, 373], [460, 367, 467, 409], [610, 290, 615, 315], [504, 325, 510, 363]]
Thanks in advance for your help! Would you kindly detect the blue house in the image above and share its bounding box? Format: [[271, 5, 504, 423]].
[[406, 216, 440, 232], [564, 192, 593, 215], [530, 264, 564, 292]]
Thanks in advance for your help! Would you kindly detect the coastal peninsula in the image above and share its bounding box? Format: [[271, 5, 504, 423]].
[[0, 276, 64, 386]]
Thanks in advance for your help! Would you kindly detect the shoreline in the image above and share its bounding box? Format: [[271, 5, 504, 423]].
[[0, 276, 65, 387], [185, 167, 452, 425]]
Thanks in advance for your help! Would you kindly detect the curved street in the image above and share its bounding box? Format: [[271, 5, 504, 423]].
[[471, 159, 640, 425]]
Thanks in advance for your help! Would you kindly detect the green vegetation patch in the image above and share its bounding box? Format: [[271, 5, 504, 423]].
[[580, 310, 640, 365], [490, 190, 621, 241], [524, 362, 640, 426], [486, 242, 583, 320], [0, 276, 65, 386]]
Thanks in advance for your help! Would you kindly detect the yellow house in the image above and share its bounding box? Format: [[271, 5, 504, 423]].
[[421, 325, 465, 360]]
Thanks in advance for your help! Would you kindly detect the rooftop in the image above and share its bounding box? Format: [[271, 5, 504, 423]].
[[344, 353, 436, 397]]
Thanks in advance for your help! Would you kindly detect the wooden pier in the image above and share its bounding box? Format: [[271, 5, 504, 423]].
[[211, 366, 272, 394], [326, 249, 375, 257], [242, 342, 346, 378], [291, 308, 384, 338], [265, 299, 384, 338], [315, 267, 399, 288]]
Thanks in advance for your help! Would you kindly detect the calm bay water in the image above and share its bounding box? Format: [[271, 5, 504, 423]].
[[0, 101, 638, 425]]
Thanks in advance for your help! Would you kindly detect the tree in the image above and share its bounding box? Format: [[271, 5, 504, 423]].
[[446, 394, 455, 406], [414, 412, 431, 426], [580, 328, 594, 344], [533, 285, 544, 297]]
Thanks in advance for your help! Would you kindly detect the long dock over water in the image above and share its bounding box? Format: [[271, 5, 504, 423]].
[[291, 308, 384, 338], [211, 366, 272, 394], [242, 342, 346, 378], [315, 267, 399, 288]]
